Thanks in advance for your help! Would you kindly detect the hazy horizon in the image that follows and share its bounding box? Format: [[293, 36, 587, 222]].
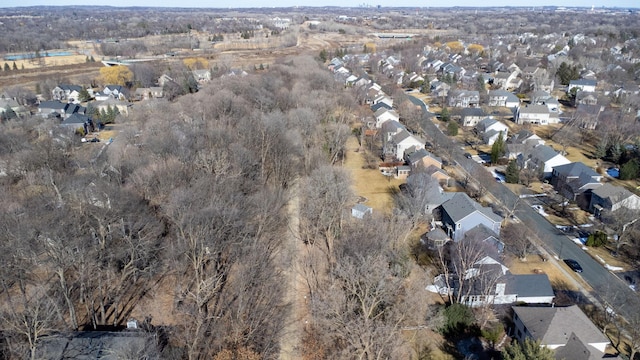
[[1, 0, 638, 9]]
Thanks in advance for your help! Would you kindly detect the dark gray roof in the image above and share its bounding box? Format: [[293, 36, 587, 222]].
[[37, 331, 154, 360], [531, 144, 560, 162], [425, 228, 448, 241], [552, 162, 599, 178], [461, 108, 486, 117], [62, 113, 91, 125], [513, 305, 609, 346], [441, 192, 502, 224], [504, 274, 554, 299], [39, 100, 67, 110], [370, 102, 392, 112]]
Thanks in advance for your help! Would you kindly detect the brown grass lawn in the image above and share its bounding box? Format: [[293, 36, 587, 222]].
[[505, 254, 580, 291], [343, 135, 404, 213]]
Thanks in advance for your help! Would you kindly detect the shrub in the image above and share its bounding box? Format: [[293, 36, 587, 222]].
[[586, 231, 608, 247]]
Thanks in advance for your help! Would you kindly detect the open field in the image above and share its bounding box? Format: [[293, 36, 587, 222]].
[[343, 135, 403, 213]]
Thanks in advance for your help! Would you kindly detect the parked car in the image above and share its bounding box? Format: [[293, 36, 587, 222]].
[[563, 259, 583, 273]]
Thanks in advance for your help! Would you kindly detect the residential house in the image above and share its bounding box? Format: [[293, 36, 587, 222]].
[[520, 144, 570, 179], [448, 90, 479, 108], [351, 204, 373, 219], [133, 86, 164, 100], [488, 89, 521, 110], [568, 78, 597, 93], [95, 85, 128, 101], [460, 108, 487, 127], [0, 98, 25, 118], [61, 113, 92, 132], [429, 80, 450, 98], [52, 84, 83, 103], [551, 162, 602, 206], [192, 69, 212, 83], [373, 94, 393, 108], [380, 120, 405, 141], [38, 100, 86, 119], [92, 98, 132, 117], [424, 164, 453, 187], [493, 70, 522, 91], [575, 91, 598, 105], [429, 255, 554, 307], [476, 118, 509, 145], [512, 305, 619, 360], [375, 108, 400, 128], [405, 148, 442, 169], [531, 90, 560, 113], [387, 129, 424, 161], [506, 130, 545, 160], [463, 224, 504, 256], [516, 104, 557, 125], [36, 331, 157, 359], [574, 104, 604, 130], [590, 183, 640, 215], [439, 192, 502, 241], [370, 102, 392, 113], [396, 165, 411, 179]]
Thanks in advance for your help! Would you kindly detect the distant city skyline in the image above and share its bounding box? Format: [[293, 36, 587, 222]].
[[1, 0, 638, 8]]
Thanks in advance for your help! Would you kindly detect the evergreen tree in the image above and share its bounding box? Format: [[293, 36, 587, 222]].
[[3, 63, 8, 71], [620, 159, 639, 180], [319, 49, 328, 62], [78, 88, 92, 102], [447, 121, 458, 136], [556, 61, 580, 85], [440, 107, 450, 122], [490, 131, 506, 164], [2, 105, 17, 120], [502, 339, 555, 360], [12, 62, 18, 70], [505, 160, 520, 184]]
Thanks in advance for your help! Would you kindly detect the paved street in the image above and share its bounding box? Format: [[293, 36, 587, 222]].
[[409, 95, 640, 320]]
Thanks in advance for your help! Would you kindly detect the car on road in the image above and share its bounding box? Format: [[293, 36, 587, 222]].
[[563, 259, 583, 273], [464, 152, 472, 159]]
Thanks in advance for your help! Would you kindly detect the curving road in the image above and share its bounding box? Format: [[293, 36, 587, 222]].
[[409, 95, 640, 321]]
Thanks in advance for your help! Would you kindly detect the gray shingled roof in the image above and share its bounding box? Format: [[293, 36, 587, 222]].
[[552, 162, 599, 178], [531, 144, 561, 162], [441, 193, 502, 224], [461, 108, 486, 117], [592, 183, 634, 203], [513, 305, 609, 346], [520, 104, 550, 114], [569, 78, 597, 87], [504, 274, 554, 299]]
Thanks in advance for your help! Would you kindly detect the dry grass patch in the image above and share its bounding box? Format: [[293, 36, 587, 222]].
[[505, 254, 578, 290], [343, 135, 404, 213]]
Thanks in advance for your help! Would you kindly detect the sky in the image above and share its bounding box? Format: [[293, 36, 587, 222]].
[[1, 0, 638, 8]]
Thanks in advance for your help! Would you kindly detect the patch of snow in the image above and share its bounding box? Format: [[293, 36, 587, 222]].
[[531, 205, 549, 216], [605, 264, 624, 272], [579, 223, 593, 227], [595, 255, 605, 263]]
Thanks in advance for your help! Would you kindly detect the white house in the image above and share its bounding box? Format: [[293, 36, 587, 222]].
[[568, 78, 597, 93], [375, 108, 400, 128], [389, 130, 424, 160], [476, 118, 509, 145], [351, 204, 373, 219], [516, 104, 557, 125], [521, 144, 571, 178]]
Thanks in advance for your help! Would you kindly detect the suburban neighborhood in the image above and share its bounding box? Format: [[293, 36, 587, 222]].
[[0, 3, 639, 360]]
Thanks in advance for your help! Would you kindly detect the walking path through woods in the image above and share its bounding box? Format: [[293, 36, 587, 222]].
[[278, 181, 310, 360]]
